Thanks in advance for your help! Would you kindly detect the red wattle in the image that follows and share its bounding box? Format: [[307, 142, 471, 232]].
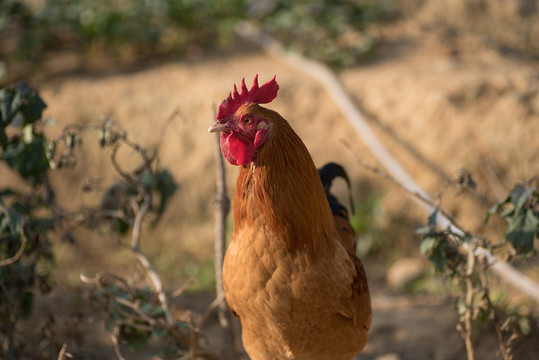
[[220, 132, 254, 166]]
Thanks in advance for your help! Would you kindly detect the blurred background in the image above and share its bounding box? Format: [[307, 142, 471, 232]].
[[1, 0, 538, 359]]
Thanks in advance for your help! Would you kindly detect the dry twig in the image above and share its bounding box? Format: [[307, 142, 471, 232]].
[[57, 343, 71, 360], [463, 243, 477, 360], [111, 331, 127, 360], [0, 220, 28, 267], [211, 104, 236, 359]]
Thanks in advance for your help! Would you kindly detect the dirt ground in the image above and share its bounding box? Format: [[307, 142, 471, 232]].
[[3, 10, 539, 360]]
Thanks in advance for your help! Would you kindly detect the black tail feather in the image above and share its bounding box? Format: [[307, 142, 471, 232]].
[[318, 162, 355, 218]]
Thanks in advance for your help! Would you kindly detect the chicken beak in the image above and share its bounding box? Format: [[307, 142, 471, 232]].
[[208, 121, 231, 133]]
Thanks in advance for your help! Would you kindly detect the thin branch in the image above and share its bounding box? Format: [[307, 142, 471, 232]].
[[131, 193, 150, 251], [79, 273, 97, 284], [122, 194, 173, 327], [199, 292, 226, 330], [95, 272, 136, 302], [155, 108, 180, 154], [110, 143, 138, 186], [111, 332, 127, 360], [0, 220, 28, 267], [464, 244, 476, 360], [57, 343, 71, 360], [172, 278, 196, 298], [87, 272, 191, 345], [211, 103, 236, 359], [478, 264, 512, 360], [110, 136, 174, 326], [341, 142, 469, 232], [131, 248, 174, 326], [104, 292, 160, 328]]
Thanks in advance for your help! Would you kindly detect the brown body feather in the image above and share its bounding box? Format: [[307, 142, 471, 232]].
[[223, 105, 371, 360]]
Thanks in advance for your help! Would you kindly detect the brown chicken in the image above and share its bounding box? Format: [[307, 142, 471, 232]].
[[209, 75, 371, 360]]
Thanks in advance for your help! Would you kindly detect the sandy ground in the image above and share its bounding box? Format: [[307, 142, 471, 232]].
[[2, 16, 539, 360]]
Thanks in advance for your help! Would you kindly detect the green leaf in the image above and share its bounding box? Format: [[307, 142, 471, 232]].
[[20, 290, 34, 318], [0, 82, 46, 127], [0, 86, 21, 126], [414, 225, 431, 235], [0, 209, 23, 235], [2, 134, 50, 184], [484, 194, 510, 224], [428, 209, 438, 226], [154, 169, 177, 217], [151, 326, 169, 339], [476, 305, 491, 328], [150, 304, 165, 317], [510, 185, 535, 214], [140, 302, 153, 314], [18, 83, 47, 125], [42, 117, 57, 126], [505, 209, 538, 256], [518, 316, 532, 336], [500, 207, 515, 218], [125, 327, 149, 352], [461, 232, 473, 244], [429, 237, 449, 270], [420, 236, 436, 255], [0, 127, 7, 147]]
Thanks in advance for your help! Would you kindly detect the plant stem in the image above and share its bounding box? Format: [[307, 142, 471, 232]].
[[479, 268, 512, 360], [212, 105, 236, 359], [464, 247, 476, 360]]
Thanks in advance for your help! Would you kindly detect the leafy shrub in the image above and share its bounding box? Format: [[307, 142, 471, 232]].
[[0, 0, 395, 74], [0, 82, 54, 359], [258, 0, 394, 66], [416, 180, 538, 360], [0, 82, 185, 359]]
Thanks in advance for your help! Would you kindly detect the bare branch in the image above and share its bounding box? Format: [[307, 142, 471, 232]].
[[79, 273, 97, 284], [154, 108, 181, 154], [478, 263, 512, 360], [341, 142, 469, 233], [172, 278, 196, 298], [199, 292, 226, 330], [69, 116, 213, 357], [463, 243, 477, 360], [57, 343, 71, 360], [0, 220, 28, 267], [211, 103, 236, 359], [95, 272, 136, 300], [107, 125, 175, 327], [131, 247, 174, 326], [91, 272, 191, 345], [131, 193, 150, 251], [111, 331, 127, 360], [110, 143, 138, 186]]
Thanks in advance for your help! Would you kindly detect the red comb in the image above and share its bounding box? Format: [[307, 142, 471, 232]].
[[217, 75, 279, 120]]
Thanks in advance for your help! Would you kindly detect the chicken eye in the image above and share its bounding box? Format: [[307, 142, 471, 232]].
[[242, 117, 253, 125]]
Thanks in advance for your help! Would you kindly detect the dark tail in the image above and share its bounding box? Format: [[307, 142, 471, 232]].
[[318, 162, 355, 218], [318, 162, 356, 252]]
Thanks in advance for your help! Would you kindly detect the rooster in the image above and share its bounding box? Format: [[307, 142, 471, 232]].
[[209, 75, 371, 360]]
